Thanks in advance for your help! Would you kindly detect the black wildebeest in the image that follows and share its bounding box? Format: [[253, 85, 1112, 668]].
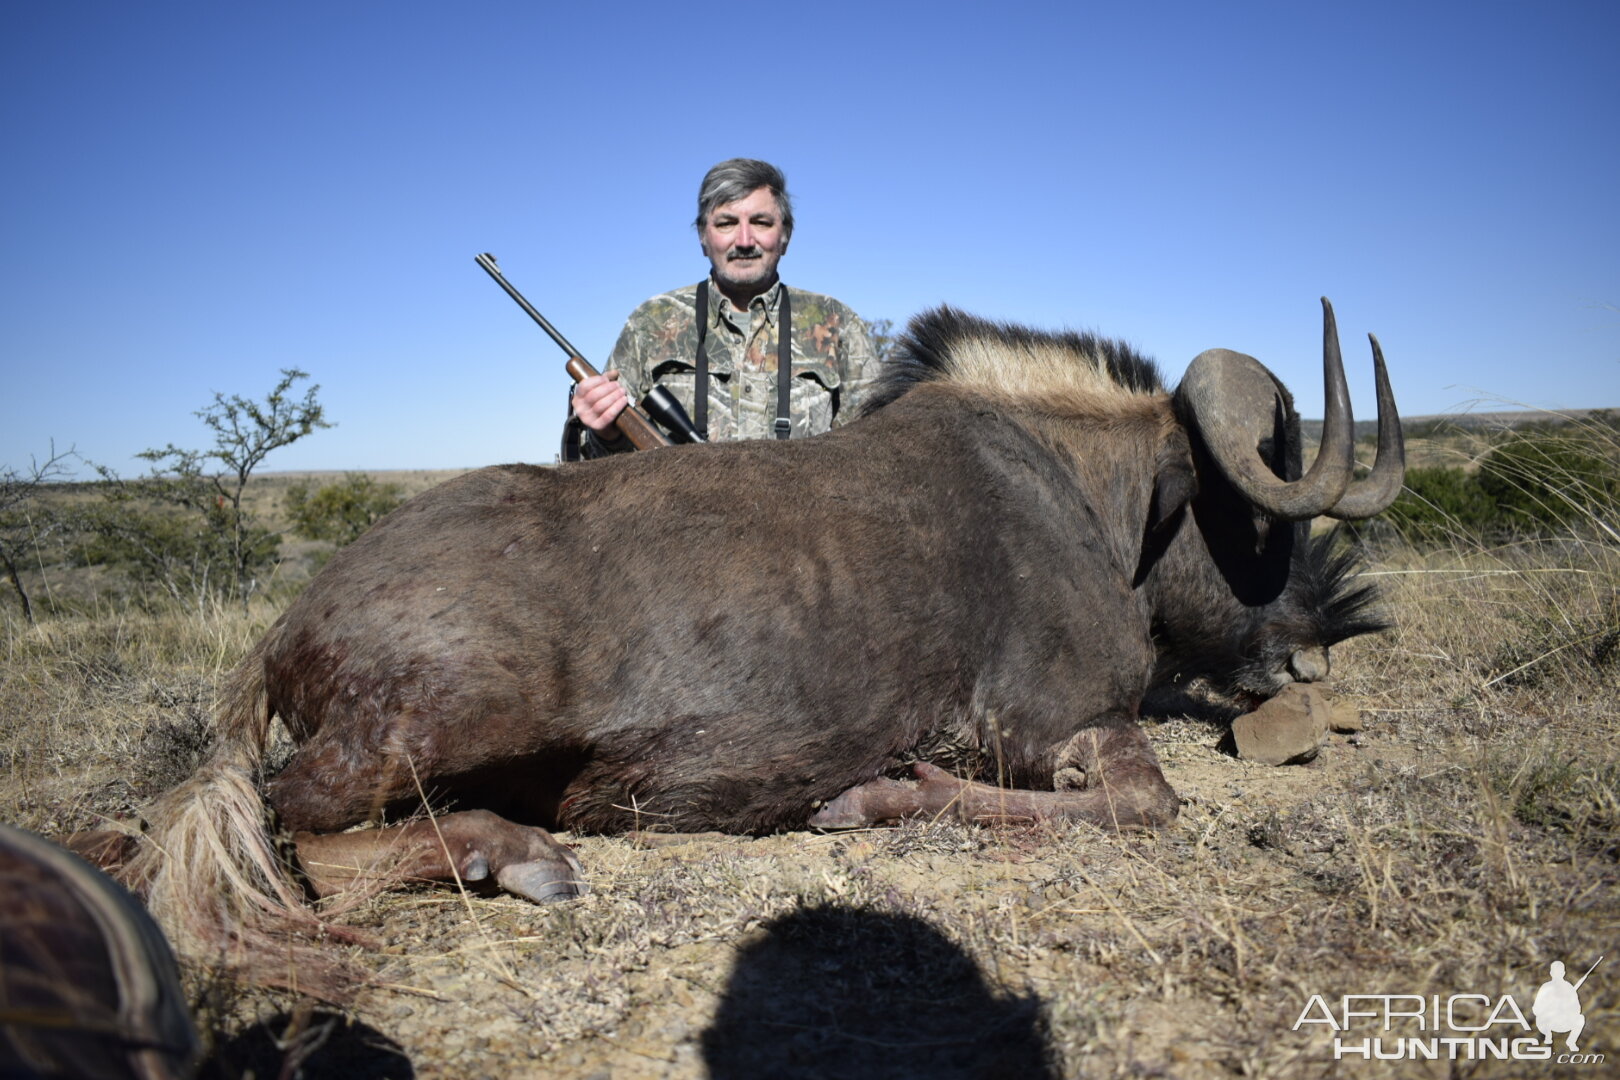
[[100, 299, 1402, 968]]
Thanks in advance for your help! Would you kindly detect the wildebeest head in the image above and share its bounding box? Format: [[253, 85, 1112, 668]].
[[1160, 299, 1405, 700], [870, 299, 1405, 705]]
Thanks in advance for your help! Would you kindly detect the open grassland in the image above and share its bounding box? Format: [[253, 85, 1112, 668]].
[[1, 458, 1616, 1078]]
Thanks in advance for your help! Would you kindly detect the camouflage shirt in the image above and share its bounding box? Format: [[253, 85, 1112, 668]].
[[588, 278, 881, 452]]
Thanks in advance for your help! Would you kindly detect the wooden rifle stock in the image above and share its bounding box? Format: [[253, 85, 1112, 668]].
[[475, 253, 670, 451], [559, 355, 670, 451]]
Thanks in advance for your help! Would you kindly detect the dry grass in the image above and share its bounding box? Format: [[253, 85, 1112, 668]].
[[2, 460, 1616, 1078]]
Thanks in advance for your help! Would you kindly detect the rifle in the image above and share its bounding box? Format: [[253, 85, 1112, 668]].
[[475, 253, 703, 450]]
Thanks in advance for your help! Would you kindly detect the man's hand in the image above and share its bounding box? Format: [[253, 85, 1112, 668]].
[[572, 371, 629, 435]]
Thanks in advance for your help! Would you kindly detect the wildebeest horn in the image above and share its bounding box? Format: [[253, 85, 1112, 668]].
[[1325, 333, 1406, 520], [1179, 298, 1354, 520]]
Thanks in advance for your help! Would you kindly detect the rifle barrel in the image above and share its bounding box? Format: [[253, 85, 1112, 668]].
[[475, 253, 585, 362], [474, 252, 668, 450]]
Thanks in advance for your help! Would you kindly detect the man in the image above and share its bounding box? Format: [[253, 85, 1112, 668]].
[[570, 159, 881, 454]]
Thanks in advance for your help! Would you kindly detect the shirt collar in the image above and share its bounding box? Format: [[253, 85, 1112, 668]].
[[706, 276, 784, 328]]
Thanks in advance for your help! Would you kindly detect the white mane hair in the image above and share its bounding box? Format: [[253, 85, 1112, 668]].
[[862, 306, 1167, 418]]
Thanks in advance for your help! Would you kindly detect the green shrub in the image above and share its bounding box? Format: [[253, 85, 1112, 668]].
[[1382, 426, 1618, 547], [87, 369, 330, 606], [71, 498, 280, 607], [1385, 466, 1499, 543], [1478, 434, 1619, 534], [285, 473, 405, 546]]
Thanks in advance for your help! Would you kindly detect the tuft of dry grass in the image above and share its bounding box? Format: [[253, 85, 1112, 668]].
[[0, 600, 277, 835]]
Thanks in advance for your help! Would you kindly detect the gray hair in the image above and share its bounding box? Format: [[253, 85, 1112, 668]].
[[694, 158, 794, 238]]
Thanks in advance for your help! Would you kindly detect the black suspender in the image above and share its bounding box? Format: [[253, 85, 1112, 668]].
[[694, 280, 710, 438], [693, 280, 793, 441], [775, 290, 792, 440]]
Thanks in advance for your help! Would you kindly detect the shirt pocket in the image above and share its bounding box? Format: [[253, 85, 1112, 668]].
[[730, 367, 836, 440], [793, 358, 846, 433], [789, 368, 839, 436]]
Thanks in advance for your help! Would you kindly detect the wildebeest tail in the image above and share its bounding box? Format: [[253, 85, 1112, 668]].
[[117, 642, 359, 997]]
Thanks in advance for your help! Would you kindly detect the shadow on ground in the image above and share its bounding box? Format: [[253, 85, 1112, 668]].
[[207, 1009, 413, 1079], [702, 903, 1057, 1080], [1140, 684, 1242, 726]]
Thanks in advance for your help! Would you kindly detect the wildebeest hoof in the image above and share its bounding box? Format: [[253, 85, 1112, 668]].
[[810, 777, 918, 828], [495, 851, 587, 903], [808, 793, 867, 829], [460, 852, 490, 882]]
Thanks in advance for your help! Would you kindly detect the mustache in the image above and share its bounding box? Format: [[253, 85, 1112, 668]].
[[726, 245, 763, 259]]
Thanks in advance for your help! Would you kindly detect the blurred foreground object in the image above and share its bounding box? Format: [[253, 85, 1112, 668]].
[[0, 823, 198, 1080]]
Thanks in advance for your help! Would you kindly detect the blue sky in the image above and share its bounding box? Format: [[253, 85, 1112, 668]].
[[3, 1, 1616, 475]]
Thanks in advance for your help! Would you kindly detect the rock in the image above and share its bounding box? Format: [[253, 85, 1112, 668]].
[[1230, 683, 1334, 766]]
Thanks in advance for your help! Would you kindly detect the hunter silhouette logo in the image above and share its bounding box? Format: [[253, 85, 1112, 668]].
[[1294, 953, 1607, 1064], [1534, 957, 1602, 1053]]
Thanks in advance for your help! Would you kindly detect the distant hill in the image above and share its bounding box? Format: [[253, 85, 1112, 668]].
[[1302, 407, 1617, 441]]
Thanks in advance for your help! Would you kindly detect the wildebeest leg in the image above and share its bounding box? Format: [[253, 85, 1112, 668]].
[[292, 809, 585, 903], [811, 724, 1178, 830]]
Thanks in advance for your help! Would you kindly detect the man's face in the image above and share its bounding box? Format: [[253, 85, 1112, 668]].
[[700, 186, 789, 297]]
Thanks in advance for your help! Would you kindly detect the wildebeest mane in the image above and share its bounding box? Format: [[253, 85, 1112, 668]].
[[861, 306, 1166, 417]]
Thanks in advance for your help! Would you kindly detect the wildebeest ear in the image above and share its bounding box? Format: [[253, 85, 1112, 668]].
[[1149, 434, 1196, 533]]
